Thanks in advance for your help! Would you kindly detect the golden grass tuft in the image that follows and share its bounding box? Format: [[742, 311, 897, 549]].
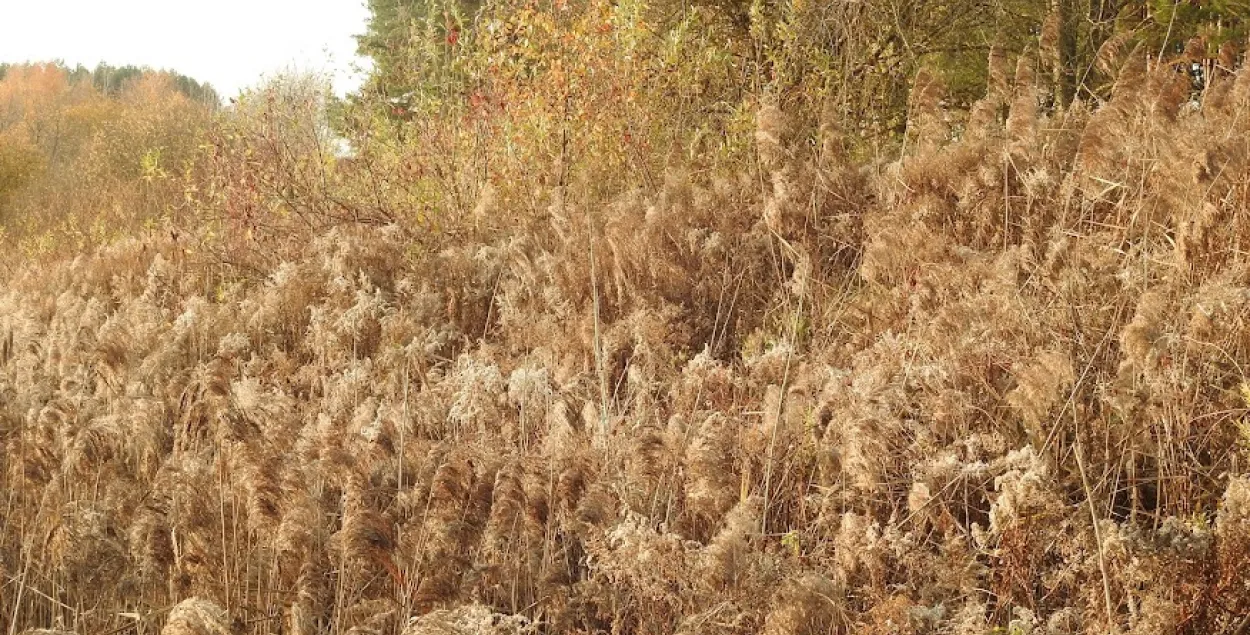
[[161, 598, 235, 635]]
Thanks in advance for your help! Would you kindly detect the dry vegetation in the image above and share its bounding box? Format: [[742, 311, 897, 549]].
[[0, 63, 213, 259], [5, 23, 1250, 635]]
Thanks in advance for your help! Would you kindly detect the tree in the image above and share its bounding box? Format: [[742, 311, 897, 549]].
[[357, 0, 481, 104], [80, 63, 220, 105], [0, 61, 215, 246]]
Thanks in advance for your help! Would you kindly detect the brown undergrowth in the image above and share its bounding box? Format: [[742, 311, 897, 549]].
[[4, 46, 1250, 635]]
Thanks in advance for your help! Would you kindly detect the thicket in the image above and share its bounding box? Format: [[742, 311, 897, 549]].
[[0, 62, 215, 262], [4, 1, 1250, 634]]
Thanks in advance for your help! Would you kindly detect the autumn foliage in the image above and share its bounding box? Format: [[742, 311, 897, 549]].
[[0, 62, 213, 263]]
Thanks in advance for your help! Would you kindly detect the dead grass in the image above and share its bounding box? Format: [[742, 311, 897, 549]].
[[4, 46, 1250, 635]]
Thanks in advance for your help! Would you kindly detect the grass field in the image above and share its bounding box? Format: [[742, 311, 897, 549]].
[[4, 38, 1250, 635]]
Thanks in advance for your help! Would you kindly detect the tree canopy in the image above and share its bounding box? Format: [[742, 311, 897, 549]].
[[352, 0, 1250, 147]]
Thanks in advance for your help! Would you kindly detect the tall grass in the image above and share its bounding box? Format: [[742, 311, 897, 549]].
[[4, 27, 1250, 635]]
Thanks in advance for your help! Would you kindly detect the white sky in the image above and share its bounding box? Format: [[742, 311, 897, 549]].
[[0, 0, 373, 98]]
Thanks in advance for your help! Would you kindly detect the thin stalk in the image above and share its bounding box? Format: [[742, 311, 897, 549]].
[[1075, 436, 1116, 629], [589, 233, 610, 438], [761, 254, 804, 532]]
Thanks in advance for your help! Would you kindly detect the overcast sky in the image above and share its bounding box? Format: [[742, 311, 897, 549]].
[[0, 0, 373, 97]]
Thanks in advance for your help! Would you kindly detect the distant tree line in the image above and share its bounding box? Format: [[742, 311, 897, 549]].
[[0, 61, 218, 105]]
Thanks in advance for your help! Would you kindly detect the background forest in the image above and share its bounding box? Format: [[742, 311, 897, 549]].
[[5, 0, 1250, 634]]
